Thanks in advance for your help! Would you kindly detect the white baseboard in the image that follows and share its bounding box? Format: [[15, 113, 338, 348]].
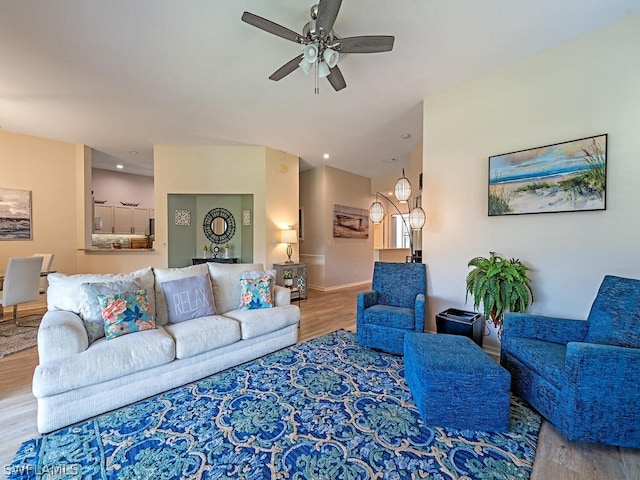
[[308, 280, 371, 292]]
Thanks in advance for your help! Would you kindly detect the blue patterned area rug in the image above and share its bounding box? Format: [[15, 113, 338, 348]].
[[10, 330, 540, 479]]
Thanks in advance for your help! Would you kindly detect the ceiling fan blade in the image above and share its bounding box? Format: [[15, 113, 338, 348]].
[[241, 11, 303, 44], [327, 65, 346, 92], [333, 35, 395, 53], [269, 54, 304, 81], [316, 0, 342, 37]]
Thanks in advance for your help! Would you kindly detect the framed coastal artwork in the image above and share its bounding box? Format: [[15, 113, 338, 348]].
[[488, 134, 607, 216], [0, 188, 33, 240], [332, 204, 369, 239]]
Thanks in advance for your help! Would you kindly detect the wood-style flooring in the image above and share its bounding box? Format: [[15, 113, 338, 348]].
[[1, 284, 638, 479]]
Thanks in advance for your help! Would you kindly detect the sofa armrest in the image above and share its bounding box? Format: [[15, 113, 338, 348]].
[[413, 293, 426, 332], [565, 342, 640, 410], [502, 312, 588, 344], [274, 285, 291, 307], [37, 310, 89, 363]]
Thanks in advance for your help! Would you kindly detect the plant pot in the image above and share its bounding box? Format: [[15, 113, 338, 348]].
[[284, 279, 294, 287]]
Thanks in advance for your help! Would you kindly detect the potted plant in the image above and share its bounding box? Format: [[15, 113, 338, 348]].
[[465, 252, 534, 335], [283, 270, 294, 287]]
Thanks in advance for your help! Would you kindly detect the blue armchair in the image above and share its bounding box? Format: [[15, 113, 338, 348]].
[[501, 275, 640, 448], [356, 262, 426, 354]]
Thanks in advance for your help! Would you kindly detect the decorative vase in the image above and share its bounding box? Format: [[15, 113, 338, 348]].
[[284, 278, 294, 287], [224, 247, 230, 259]]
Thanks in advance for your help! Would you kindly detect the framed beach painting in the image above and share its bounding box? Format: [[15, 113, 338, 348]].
[[0, 188, 32, 240], [488, 134, 607, 216]]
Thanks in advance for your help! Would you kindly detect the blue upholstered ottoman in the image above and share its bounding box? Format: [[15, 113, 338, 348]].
[[404, 332, 511, 431]]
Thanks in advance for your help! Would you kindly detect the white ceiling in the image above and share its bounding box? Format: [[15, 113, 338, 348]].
[[1, 1, 639, 178]]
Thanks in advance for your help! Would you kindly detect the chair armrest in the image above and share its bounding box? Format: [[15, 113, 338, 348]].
[[274, 285, 291, 306], [503, 312, 588, 344], [413, 293, 426, 332], [356, 290, 377, 322], [37, 310, 89, 363], [565, 342, 640, 409]]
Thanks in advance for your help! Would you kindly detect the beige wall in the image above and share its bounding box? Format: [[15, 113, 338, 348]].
[[300, 165, 374, 290], [0, 131, 78, 276], [154, 145, 298, 269], [422, 14, 640, 353]]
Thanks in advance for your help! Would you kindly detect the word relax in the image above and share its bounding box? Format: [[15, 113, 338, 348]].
[[170, 288, 212, 315]]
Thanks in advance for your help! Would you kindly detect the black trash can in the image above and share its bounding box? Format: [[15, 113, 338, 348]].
[[436, 308, 485, 347]]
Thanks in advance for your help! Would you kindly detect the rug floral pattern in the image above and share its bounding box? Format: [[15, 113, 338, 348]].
[[10, 330, 541, 479]]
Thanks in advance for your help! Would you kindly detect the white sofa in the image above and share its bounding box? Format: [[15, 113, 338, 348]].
[[33, 262, 300, 433]]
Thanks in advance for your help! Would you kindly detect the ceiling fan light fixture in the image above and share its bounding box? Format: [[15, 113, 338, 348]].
[[323, 48, 339, 68], [298, 58, 313, 74], [318, 61, 330, 78], [302, 43, 318, 63]]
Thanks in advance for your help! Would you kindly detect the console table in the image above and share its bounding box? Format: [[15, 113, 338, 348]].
[[192, 258, 238, 265], [273, 263, 308, 300]]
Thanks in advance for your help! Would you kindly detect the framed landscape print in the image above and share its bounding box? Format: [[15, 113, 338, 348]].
[[0, 188, 32, 240], [332, 204, 369, 239], [488, 134, 607, 216]]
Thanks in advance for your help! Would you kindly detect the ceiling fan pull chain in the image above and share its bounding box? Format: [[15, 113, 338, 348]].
[[315, 58, 320, 95]]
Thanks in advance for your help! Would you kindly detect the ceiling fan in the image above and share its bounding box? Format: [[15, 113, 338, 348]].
[[241, 0, 394, 93]]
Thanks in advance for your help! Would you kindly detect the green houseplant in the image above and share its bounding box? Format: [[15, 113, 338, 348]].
[[465, 252, 534, 335], [283, 270, 294, 287]]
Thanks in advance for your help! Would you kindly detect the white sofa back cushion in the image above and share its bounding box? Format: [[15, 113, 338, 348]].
[[153, 263, 210, 326], [47, 267, 156, 319], [207, 263, 264, 314]]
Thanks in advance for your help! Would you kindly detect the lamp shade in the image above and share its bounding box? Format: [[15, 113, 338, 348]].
[[369, 201, 385, 224], [318, 61, 330, 78], [394, 169, 412, 203], [408, 206, 426, 230], [281, 228, 298, 244], [323, 48, 339, 68], [302, 43, 318, 63]]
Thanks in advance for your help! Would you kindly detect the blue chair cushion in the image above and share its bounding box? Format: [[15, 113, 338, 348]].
[[505, 337, 567, 389], [585, 275, 640, 348], [363, 304, 415, 330]]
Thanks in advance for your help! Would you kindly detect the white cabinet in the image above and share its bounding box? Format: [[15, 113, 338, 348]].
[[114, 206, 150, 234], [94, 205, 114, 233]]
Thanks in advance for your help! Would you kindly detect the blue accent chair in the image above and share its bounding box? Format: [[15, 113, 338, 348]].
[[356, 262, 426, 354], [501, 275, 640, 448]]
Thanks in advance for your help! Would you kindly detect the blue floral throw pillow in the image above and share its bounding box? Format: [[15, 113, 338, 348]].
[[239, 275, 273, 310], [98, 289, 156, 340]]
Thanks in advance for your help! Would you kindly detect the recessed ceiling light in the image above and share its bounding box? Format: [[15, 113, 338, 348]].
[[116, 164, 124, 169], [323, 153, 330, 160], [401, 133, 412, 139]]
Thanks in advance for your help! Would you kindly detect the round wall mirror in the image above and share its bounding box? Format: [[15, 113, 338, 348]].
[[203, 208, 236, 244]]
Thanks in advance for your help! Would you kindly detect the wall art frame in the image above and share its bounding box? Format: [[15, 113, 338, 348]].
[[488, 134, 607, 216], [332, 204, 369, 239], [0, 188, 32, 240]]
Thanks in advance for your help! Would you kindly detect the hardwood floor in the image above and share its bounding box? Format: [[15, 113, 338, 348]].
[[1, 284, 638, 479]]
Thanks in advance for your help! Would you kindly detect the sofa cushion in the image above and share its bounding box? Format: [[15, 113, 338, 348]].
[[47, 268, 156, 320], [585, 275, 640, 348], [224, 304, 300, 340], [78, 279, 143, 343], [153, 264, 210, 326], [161, 273, 216, 324], [504, 337, 568, 389], [163, 315, 241, 359], [98, 289, 156, 340], [33, 326, 175, 397], [239, 275, 274, 310], [207, 263, 265, 314]]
